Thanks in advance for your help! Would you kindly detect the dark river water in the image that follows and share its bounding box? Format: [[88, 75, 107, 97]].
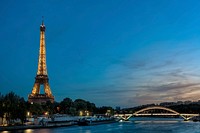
[[2, 118, 200, 133]]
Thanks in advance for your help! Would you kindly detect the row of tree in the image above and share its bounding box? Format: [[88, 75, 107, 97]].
[[0, 92, 114, 125], [0, 92, 27, 125]]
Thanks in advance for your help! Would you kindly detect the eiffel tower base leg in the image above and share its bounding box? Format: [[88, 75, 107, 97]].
[[28, 94, 54, 104]]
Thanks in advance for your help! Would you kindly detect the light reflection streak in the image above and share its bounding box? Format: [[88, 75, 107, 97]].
[[24, 129, 33, 133]]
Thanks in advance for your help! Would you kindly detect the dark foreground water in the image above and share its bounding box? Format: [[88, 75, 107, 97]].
[[2, 118, 200, 133]]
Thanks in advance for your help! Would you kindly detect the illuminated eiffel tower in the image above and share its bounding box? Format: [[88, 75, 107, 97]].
[[28, 20, 54, 104]]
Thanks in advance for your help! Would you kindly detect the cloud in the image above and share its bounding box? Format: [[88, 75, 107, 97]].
[[148, 60, 175, 70], [127, 81, 200, 105], [101, 49, 200, 107], [57, 40, 200, 107], [142, 82, 200, 92], [122, 59, 148, 70]]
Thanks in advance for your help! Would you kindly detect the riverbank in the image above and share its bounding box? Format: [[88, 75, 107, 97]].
[[0, 119, 117, 131], [0, 121, 76, 131], [1, 118, 197, 133]]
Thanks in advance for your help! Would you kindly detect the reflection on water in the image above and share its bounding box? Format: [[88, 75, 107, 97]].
[[2, 118, 200, 133], [1, 131, 9, 133], [24, 129, 33, 133], [133, 120, 180, 123]]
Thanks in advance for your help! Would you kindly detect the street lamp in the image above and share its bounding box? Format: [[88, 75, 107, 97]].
[[79, 111, 83, 116], [27, 111, 30, 117]]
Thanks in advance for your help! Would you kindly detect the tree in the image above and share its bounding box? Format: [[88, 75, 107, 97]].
[[69, 107, 76, 116], [29, 103, 43, 116], [17, 98, 27, 124], [74, 99, 87, 111], [4, 92, 21, 124], [74, 99, 97, 116], [96, 106, 114, 115], [60, 98, 73, 114], [53, 102, 60, 114], [44, 101, 55, 115], [0, 93, 4, 124], [86, 101, 96, 113]]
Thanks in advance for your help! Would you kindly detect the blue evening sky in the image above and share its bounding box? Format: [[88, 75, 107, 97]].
[[1, 0, 200, 107]]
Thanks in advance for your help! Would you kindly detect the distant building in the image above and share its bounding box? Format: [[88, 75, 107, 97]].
[[115, 106, 121, 111], [184, 101, 192, 105], [177, 101, 183, 105], [160, 102, 175, 107]]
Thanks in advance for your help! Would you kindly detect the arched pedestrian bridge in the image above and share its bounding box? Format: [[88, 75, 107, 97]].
[[115, 106, 199, 121]]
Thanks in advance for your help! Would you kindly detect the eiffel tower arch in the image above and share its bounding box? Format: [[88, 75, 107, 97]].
[[28, 20, 54, 104]]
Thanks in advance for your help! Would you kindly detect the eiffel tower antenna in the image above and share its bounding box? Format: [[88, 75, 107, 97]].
[[42, 16, 44, 25]]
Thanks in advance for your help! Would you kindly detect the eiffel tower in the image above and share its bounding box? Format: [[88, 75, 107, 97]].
[[28, 20, 54, 104]]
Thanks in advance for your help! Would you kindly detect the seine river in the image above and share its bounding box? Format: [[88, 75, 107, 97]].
[[2, 118, 200, 133]]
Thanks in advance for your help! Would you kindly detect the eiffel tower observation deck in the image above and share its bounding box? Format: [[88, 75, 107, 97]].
[[28, 19, 54, 104]]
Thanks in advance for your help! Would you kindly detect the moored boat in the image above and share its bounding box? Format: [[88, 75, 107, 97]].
[[77, 116, 116, 126]]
